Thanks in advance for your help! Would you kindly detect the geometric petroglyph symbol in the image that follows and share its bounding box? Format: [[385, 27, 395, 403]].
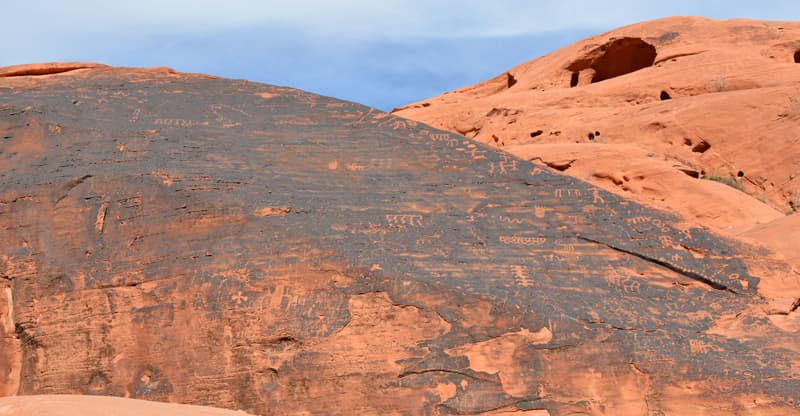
[[500, 235, 546, 246], [498, 215, 524, 224], [512, 265, 533, 287], [386, 214, 424, 227], [622, 277, 641, 293], [555, 188, 581, 198], [346, 158, 393, 171], [430, 133, 460, 147]]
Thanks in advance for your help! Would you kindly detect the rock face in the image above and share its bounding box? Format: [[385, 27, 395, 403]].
[[1, 63, 799, 415], [393, 17, 800, 246], [0, 394, 256, 416]]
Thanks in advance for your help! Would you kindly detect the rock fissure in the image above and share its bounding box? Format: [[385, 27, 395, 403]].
[[576, 236, 737, 293]]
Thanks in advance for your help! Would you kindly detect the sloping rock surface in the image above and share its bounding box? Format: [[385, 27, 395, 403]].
[[0, 394, 255, 416], [394, 17, 800, 244], [1, 64, 799, 415]]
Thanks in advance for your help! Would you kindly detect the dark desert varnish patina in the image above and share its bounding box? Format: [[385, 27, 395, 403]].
[[0, 64, 798, 415]]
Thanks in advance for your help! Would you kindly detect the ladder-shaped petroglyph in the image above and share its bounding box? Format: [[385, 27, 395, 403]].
[[512, 265, 533, 287]]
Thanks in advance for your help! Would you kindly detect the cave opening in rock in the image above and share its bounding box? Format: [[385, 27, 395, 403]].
[[570, 72, 579, 87], [692, 140, 711, 153], [660, 90, 671, 100], [567, 37, 657, 84], [794, 49, 800, 63], [507, 72, 518, 88]]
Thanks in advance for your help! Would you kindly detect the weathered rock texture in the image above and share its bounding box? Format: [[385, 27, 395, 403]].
[[394, 17, 800, 250], [1, 63, 799, 415], [0, 394, 256, 416]]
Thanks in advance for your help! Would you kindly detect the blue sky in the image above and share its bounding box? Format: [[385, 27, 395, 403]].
[[3, 1, 799, 110]]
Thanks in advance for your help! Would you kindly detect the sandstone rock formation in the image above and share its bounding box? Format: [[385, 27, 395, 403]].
[[1, 62, 799, 415], [0, 394, 256, 416], [393, 17, 800, 259]]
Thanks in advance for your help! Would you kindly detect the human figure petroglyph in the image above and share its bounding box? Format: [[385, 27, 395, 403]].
[[593, 190, 605, 204]]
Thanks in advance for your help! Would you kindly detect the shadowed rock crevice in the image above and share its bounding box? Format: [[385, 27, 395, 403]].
[[576, 236, 737, 293], [692, 140, 711, 153], [794, 49, 800, 63], [506, 72, 518, 88], [567, 37, 657, 85], [0, 63, 102, 78]]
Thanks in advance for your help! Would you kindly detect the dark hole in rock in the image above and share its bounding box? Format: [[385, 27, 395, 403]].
[[737, 171, 744, 177], [544, 159, 575, 171], [492, 134, 499, 143], [594, 131, 601, 136], [795, 50, 800, 63], [570, 72, 579, 88], [567, 37, 657, 84], [507, 73, 518, 88], [683, 137, 693, 146], [679, 168, 700, 178], [587, 132, 595, 140], [692, 140, 711, 153], [660, 90, 671, 100], [530, 130, 543, 138]]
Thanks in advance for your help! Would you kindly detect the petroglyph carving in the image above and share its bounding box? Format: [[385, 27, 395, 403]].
[[231, 291, 248, 305], [512, 265, 533, 287], [211, 103, 252, 120], [555, 189, 581, 198], [154, 118, 207, 128], [345, 158, 393, 171], [489, 156, 519, 175], [542, 254, 562, 263], [622, 278, 641, 293], [95, 200, 110, 234], [593, 190, 605, 204], [500, 235, 546, 246], [386, 214, 424, 227], [429, 132, 461, 147], [498, 215, 524, 224]]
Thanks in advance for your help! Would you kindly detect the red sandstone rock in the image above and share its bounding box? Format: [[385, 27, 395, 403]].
[[1, 62, 799, 415], [394, 17, 800, 261], [0, 395, 256, 416]]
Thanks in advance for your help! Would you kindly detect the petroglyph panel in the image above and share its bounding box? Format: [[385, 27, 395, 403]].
[[0, 66, 796, 415]]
